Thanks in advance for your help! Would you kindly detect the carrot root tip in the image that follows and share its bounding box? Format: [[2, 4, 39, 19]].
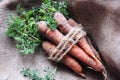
[[79, 73, 86, 79]]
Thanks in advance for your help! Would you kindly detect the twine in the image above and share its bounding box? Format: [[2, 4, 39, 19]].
[[48, 24, 86, 62]]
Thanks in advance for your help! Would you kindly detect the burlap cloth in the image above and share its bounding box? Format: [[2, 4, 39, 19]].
[[0, 0, 119, 80]]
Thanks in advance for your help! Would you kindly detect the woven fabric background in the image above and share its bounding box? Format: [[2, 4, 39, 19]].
[[0, 0, 118, 80]]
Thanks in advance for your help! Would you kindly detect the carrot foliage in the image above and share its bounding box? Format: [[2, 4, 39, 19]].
[[6, 0, 68, 54], [21, 67, 57, 80]]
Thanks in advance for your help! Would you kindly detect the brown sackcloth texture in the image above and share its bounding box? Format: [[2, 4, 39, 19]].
[[0, 0, 119, 80]]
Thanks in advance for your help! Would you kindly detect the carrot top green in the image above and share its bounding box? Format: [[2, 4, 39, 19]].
[[6, 0, 68, 55], [21, 67, 57, 80]]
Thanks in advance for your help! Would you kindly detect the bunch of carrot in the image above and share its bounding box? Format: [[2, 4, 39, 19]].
[[38, 12, 107, 79]]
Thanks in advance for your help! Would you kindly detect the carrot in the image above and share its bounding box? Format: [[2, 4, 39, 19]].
[[38, 21, 103, 72], [68, 18, 101, 60], [86, 36, 101, 60], [42, 41, 86, 78], [54, 12, 102, 64], [68, 18, 78, 27]]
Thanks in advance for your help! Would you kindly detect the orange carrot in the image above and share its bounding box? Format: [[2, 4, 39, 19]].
[[42, 41, 86, 78], [54, 12, 101, 62], [68, 18, 101, 60], [86, 36, 101, 60], [38, 21, 103, 72], [68, 18, 78, 27]]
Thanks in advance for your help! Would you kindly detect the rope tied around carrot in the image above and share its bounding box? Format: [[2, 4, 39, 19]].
[[48, 24, 86, 62], [38, 12, 108, 79]]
